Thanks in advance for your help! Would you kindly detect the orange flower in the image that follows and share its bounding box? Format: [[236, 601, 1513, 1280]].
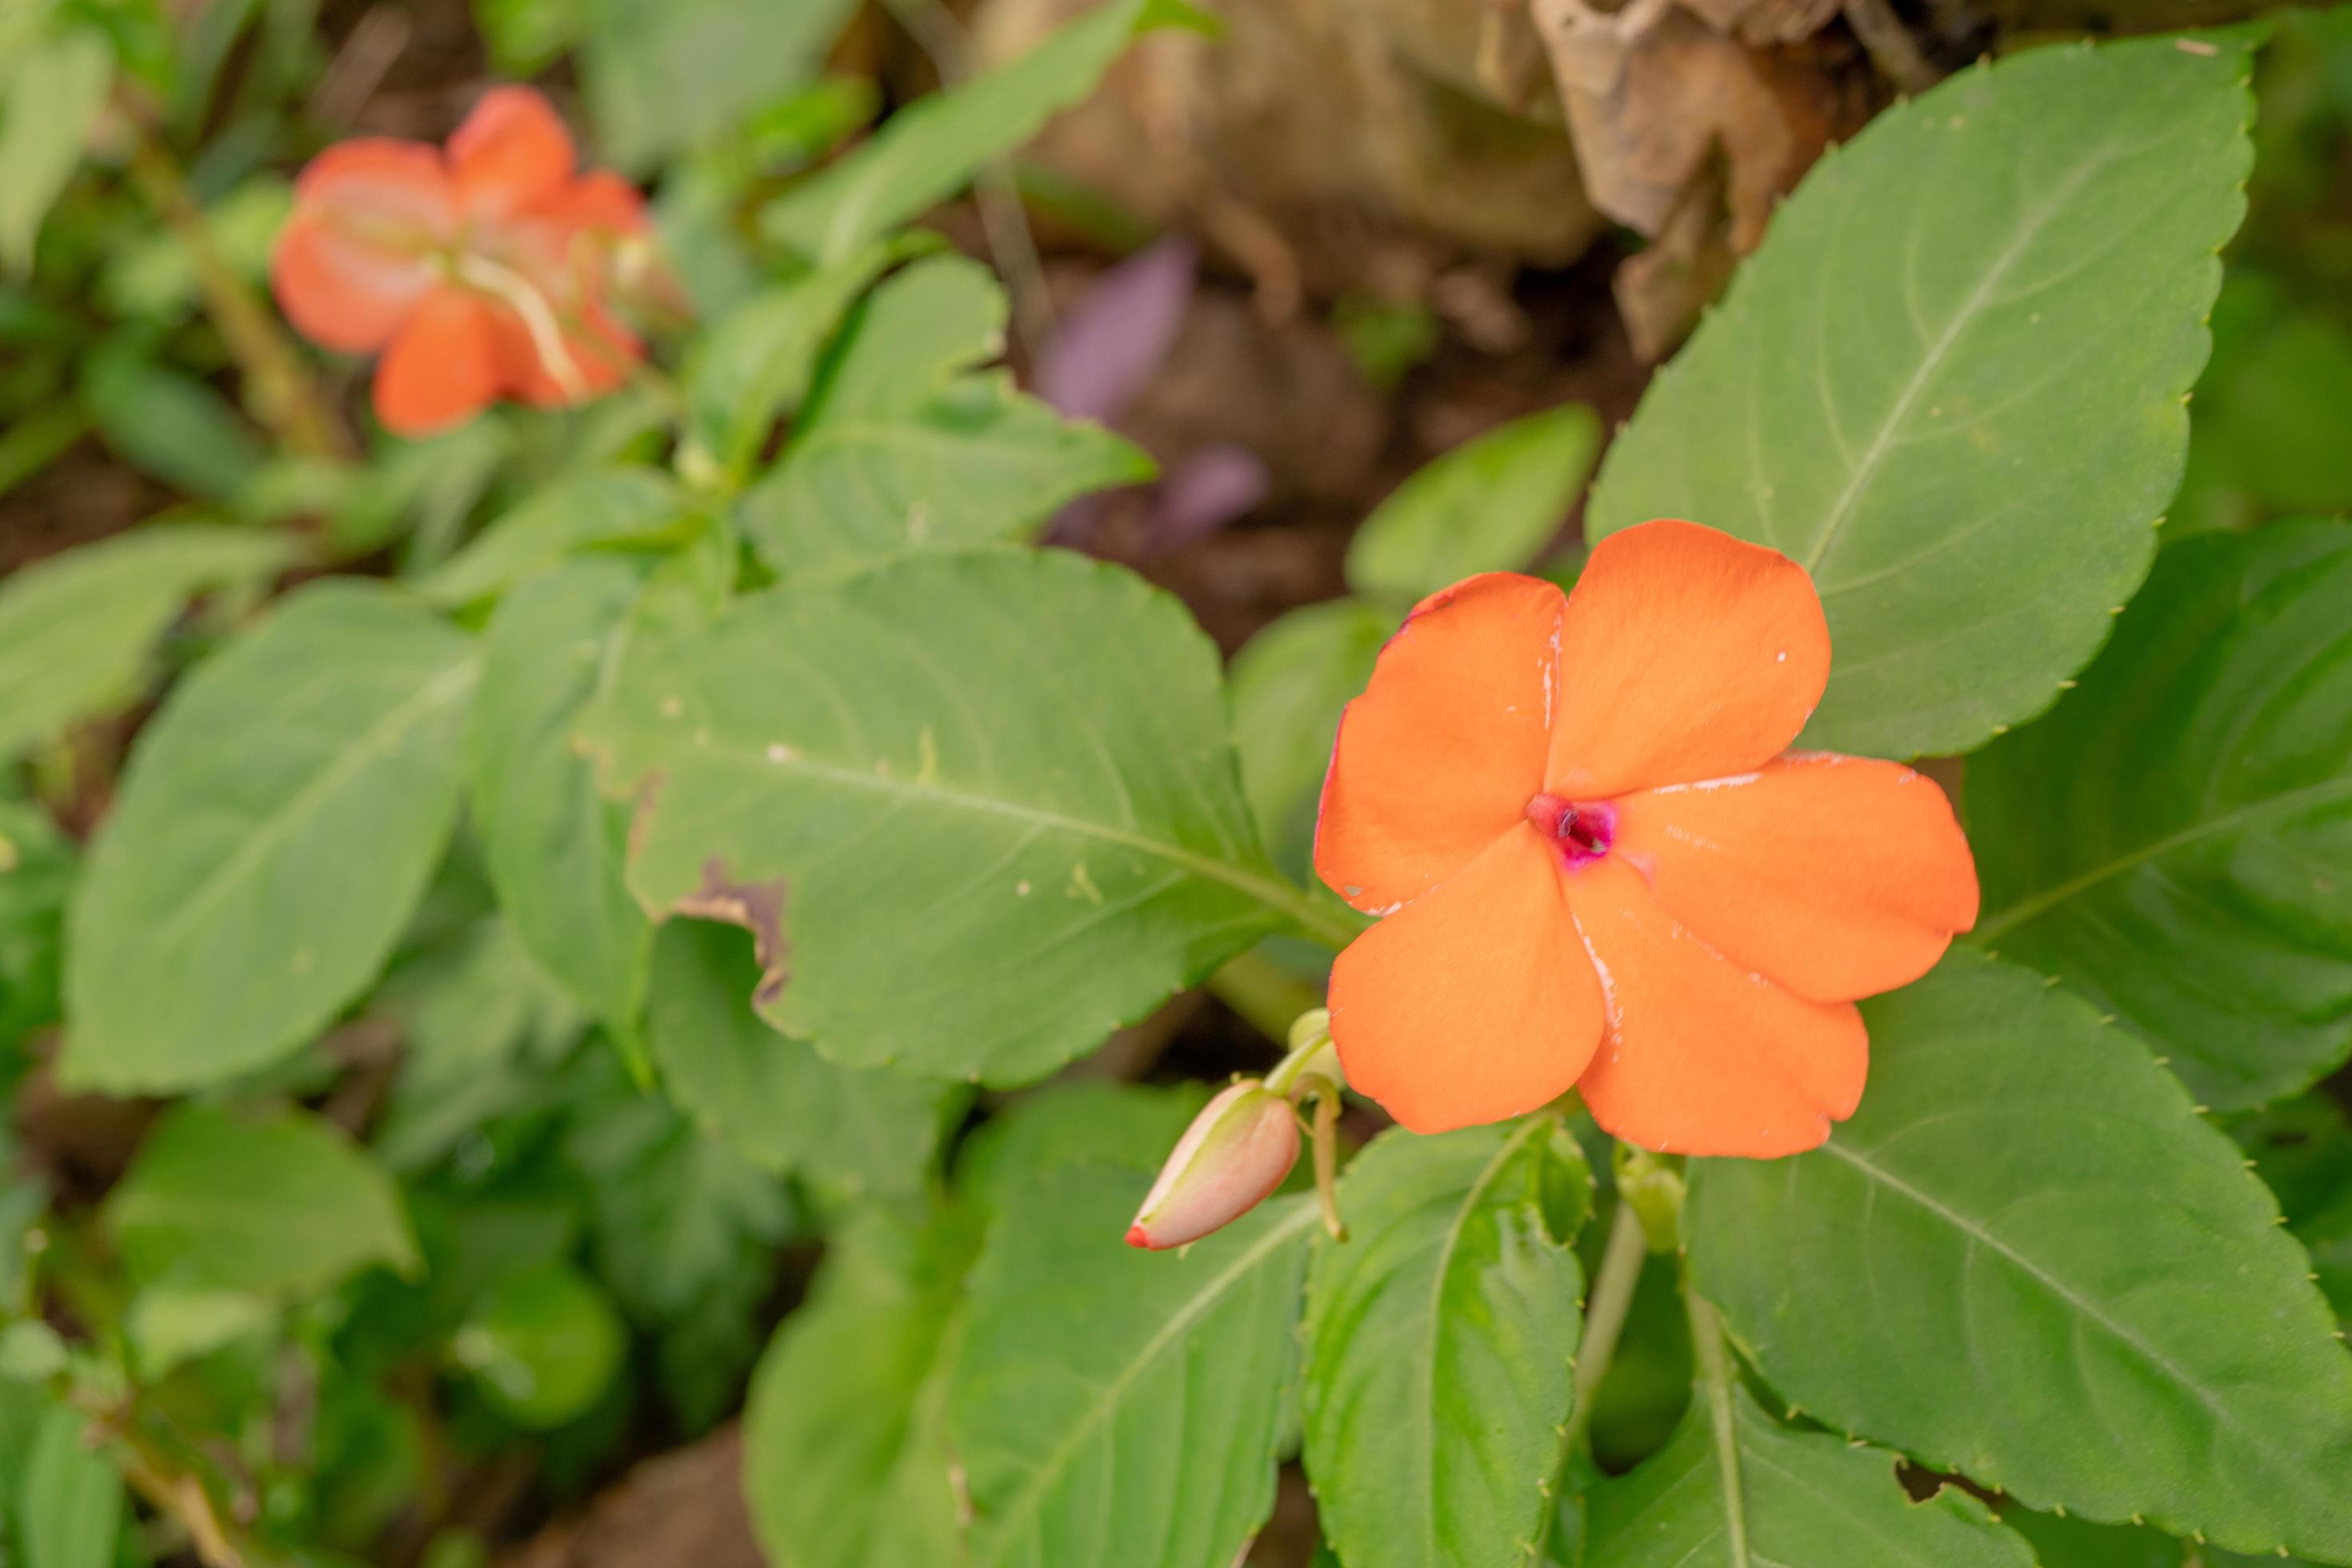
[[271, 87, 652, 437], [1315, 519, 1978, 1158]]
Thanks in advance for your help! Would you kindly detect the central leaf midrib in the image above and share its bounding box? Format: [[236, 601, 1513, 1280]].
[[1817, 1138, 2337, 1514], [1414, 1118, 1552, 1565], [710, 742, 1350, 947], [1798, 138, 2137, 579], [1971, 774, 2352, 942], [138, 655, 478, 948], [970, 1199, 1315, 1566]]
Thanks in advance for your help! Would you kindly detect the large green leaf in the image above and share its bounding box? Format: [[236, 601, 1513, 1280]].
[[453, 1262, 626, 1430], [739, 255, 1150, 578], [0, 27, 112, 275], [1686, 954, 2352, 1558], [2005, 1509, 2328, 1568], [1968, 520, 2352, 1109], [1228, 599, 1391, 882], [580, 0, 859, 170], [950, 1167, 1314, 1568], [0, 525, 290, 762], [1344, 405, 1598, 602], [470, 561, 651, 1034], [578, 547, 1318, 1086], [82, 342, 265, 501], [17, 1401, 121, 1568], [419, 468, 690, 607], [1586, 35, 2251, 758], [1584, 1382, 2033, 1568], [744, 1207, 972, 1568], [107, 1104, 417, 1297], [644, 918, 955, 1202], [1301, 1118, 1590, 1568], [62, 582, 476, 1092], [2234, 1096, 2352, 1324], [762, 0, 1191, 262], [682, 244, 902, 480]]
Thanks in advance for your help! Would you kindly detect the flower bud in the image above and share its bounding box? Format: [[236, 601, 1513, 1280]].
[[1126, 1082, 1302, 1250]]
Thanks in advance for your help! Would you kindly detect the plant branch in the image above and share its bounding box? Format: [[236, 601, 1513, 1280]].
[[1206, 948, 1324, 1042], [124, 127, 354, 462], [1687, 1288, 1753, 1567], [1562, 1200, 1647, 1457]]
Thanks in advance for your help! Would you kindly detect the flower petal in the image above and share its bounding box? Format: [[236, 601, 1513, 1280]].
[[1612, 753, 1978, 1002], [1567, 856, 1866, 1157], [1547, 519, 1830, 800], [523, 170, 650, 236], [449, 86, 575, 218], [1329, 823, 1602, 1134], [373, 286, 500, 436], [271, 139, 454, 353], [1315, 573, 1563, 915], [486, 294, 638, 407]]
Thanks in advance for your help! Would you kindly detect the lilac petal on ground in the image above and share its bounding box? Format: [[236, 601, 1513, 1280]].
[[1144, 445, 1270, 555], [1037, 236, 1198, 422]]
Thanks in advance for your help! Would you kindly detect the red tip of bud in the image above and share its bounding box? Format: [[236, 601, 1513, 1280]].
[[1124, 1082, 1301, 1251]]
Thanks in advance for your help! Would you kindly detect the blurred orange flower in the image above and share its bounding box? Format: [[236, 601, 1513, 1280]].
[[271, 87, 653, 436], [1315, 519, 1979, 1158]]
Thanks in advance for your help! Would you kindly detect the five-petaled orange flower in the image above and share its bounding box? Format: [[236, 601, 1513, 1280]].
[[271, 86, 651, 437], [1316, 519, 1979, 1158]]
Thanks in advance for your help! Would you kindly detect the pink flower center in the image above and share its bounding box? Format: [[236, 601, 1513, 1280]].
[[1526, 793, 1614, 870]]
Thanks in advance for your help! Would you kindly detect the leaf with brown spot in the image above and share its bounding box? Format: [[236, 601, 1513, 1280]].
[[578, 547, 1327, 1086]]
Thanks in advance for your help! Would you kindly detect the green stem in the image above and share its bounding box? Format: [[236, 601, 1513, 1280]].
[[125, 128, 353, 462], [1562, 1201, 1647, 1458], [1687, 1289, 1753, 1568], [1206, 949, 1324, 1043]]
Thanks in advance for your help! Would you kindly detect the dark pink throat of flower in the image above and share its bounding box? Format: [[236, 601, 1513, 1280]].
[[1526, 793, 1614, 870]]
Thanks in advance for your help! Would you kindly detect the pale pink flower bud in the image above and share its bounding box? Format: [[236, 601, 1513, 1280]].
[[1126, 1082, 1301, 1250]]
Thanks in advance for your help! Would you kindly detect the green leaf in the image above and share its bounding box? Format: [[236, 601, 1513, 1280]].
[[62, 582, 476, 1093], [744, 1207, 972, 1568], [0, 27, 113, 275], [2234, 1096, 2352, 1325], [958, 1080, 1208, 1211], [62, 585, 474, 1090], [741, 374, 1150, 577], [107, 1104, 417, 1298], [122, 1286, 276, 1380], [1585, 34, 2252, 758], [1583, 1382, 2034, 1568], [579, 547, 1312, 1086], [0, 797, 74, 1046], [82, 343, 265, 501], [581, 0, 859, 170], [1686, 953, 2352, 1558], [1968, 519, 2352, 1109], [950, 1168, 1314, 1568], [418, 468, 690, 608], [470, 561, 651, 1034], [682, 245, 903, 478], [1302, 1118, 1591, 1568], [738, 257, 1150, 578], [803, 253, 1009, 422], [18, 1402, 122, 1568], [0, 526, 290, 762], [453, 1262, 626, 1430], [1345, 405, 1598, 602], [371, 917, 584, 1174], [1228, 599, 1392, 882], [762, 0, 1189, 262], [645, 918, 956, 1202], [2005, 1505, 2335, 1566]]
